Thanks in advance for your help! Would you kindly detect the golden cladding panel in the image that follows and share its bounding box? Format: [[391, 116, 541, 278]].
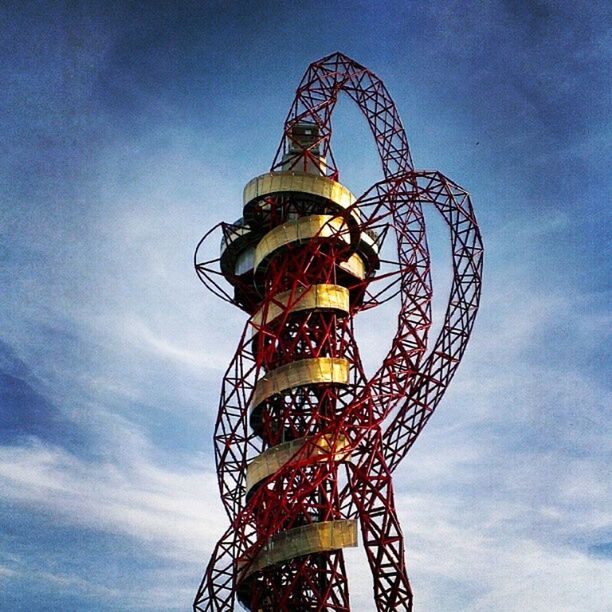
[[246, 434, 351, 493], [339, 253, 366, 280], [241, 519, 358, 579], [254, 215, 351, 273], [360, 229, 379, 255], [251, 357, 349, 411], [243, 172, 356, 214], [250, 284, 350, 332]]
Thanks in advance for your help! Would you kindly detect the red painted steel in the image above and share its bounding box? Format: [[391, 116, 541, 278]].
[[193, 52, 483, 611]]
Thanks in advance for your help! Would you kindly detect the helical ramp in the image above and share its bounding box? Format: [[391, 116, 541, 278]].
[[193, 52, 483, 611]]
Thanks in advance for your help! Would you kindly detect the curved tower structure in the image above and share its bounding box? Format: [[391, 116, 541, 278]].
[[193, 52, 483, 611]]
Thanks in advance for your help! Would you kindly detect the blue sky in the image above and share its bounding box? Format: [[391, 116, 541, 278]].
[[0, 0, 610, 610]]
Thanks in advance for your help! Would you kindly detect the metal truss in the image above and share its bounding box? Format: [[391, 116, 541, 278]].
[[193, 52, 483, 611]]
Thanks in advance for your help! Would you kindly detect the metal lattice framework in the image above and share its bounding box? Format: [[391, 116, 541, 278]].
[[193, 52, 483, 611]]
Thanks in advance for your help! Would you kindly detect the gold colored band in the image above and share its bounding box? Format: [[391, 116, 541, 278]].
[[339, 253, 366, 280], [359, 229, 380, 260], [243, 172, 356, 215], [254, 215, 351, 274], [239, 519, 358, 580], [250, 284, 350, 332], [251, 357, 349, 412], [246, 434, 351, 493]]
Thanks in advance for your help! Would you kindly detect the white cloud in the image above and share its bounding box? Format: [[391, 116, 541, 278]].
[[0, 565, 18, 580], [0, 440, 224, 561], [126, 317, 229, 372], [397, 491, 612, 611]]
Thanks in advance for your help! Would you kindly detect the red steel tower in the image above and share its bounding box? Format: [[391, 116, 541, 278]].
[[193, 52, 483, 611]]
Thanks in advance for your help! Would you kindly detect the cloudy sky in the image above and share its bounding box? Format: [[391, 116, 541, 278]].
[[0, 1, 610, 610]]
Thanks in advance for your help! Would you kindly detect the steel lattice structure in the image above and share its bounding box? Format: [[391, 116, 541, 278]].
[[193, 52, 483, 611]]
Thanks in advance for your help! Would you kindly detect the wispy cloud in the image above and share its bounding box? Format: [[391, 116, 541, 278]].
[[125, 318, 229, 372], [0, 440, 224, 560]]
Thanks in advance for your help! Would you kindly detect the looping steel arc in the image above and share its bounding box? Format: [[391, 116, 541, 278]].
[[193, 51, 483, 611]]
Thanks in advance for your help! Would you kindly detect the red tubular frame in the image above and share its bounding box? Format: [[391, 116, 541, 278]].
[[193, 52, 483, 611]]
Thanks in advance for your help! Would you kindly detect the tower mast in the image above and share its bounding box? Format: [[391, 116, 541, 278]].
[[194, 52, 483, 611]]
